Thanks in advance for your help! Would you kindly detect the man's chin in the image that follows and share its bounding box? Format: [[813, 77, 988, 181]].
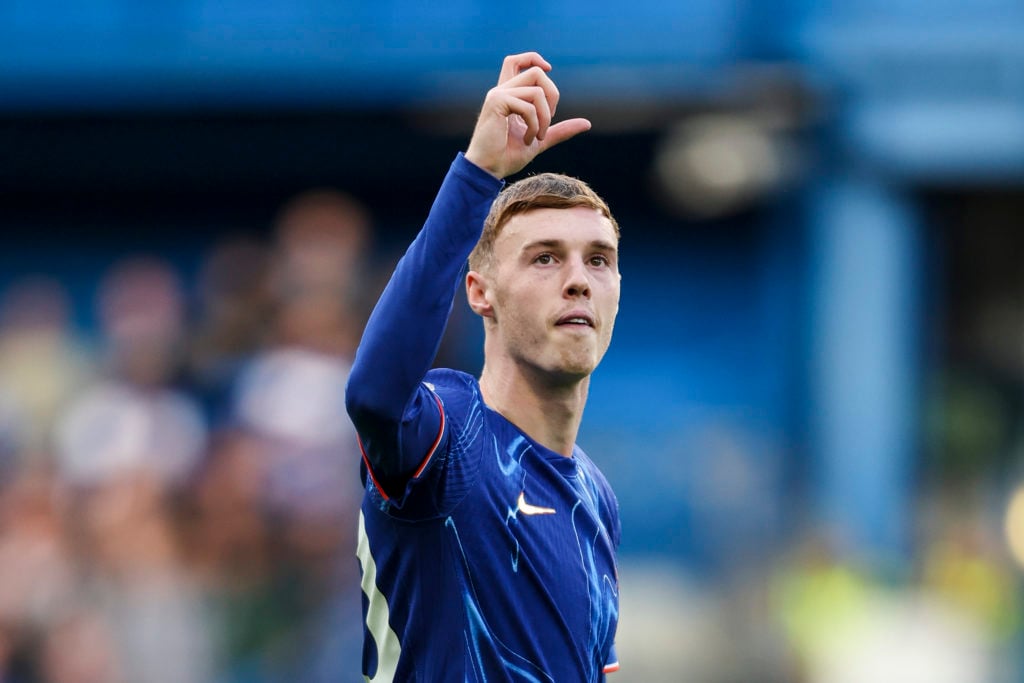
[[546, 357, 598, 384]]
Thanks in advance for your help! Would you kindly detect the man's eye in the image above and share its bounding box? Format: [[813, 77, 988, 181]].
[[534, 254, 553, 265], [590, 255, 608, 266]]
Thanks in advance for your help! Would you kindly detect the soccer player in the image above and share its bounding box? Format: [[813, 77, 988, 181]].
[[346, 52, 621, 681]]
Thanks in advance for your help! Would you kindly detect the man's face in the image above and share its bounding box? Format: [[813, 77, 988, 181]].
[[476, 206, 620, 383]]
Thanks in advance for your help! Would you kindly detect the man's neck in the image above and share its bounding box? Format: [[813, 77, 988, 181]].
[[478, 364, 589, 457]]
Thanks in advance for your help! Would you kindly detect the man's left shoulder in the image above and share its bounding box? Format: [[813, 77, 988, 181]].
[[574, 447, 615, 488], [574, 448, 622, 531]]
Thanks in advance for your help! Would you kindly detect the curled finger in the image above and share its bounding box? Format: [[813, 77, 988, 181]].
[[501, 85, 552, 141], [503, 66, 560, 122], [497, 52, 552, 85]]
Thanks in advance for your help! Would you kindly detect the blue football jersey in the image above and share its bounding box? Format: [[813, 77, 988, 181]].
[[357, 369, 621, 682], [346, 153, 622, 681]]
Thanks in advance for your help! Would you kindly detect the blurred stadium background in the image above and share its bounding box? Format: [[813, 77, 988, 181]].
[[0, 1, 1022, 681]]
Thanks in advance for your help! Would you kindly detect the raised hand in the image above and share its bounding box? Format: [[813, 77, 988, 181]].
[[464, 52, 592, 179]]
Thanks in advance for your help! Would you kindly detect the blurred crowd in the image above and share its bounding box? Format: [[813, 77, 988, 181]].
[[0, 189, 378, 683]]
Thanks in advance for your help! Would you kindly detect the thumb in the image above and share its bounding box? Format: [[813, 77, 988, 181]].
[[537, 118, 592, 154]]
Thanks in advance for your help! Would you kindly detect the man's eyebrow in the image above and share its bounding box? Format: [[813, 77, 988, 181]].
[[520, 239, 618, 252], [520, 239, 565, 252]]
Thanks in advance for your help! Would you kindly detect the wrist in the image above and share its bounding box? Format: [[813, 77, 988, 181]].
[[463, 147, 506, 180]]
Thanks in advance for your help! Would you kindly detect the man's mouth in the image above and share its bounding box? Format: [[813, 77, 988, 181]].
[[555, 313, 595, 327]]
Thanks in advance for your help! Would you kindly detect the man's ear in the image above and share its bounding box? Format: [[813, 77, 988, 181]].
[[466, 270, 494, 318]]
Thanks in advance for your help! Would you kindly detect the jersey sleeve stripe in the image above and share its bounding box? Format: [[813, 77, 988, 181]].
[[603, 662, 620, 674], [357, 433, 390, 501], [357, 390, 446, 502], [413, 391, 446, 479]]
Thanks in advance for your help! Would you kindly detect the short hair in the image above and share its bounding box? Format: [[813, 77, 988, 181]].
[[468, 173, 619, 272]]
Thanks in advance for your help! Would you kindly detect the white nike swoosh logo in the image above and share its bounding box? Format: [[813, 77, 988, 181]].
[[517, 492, 556, 516]]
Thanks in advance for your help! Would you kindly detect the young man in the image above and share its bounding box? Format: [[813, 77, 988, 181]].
[[346, 52, 621, 681]]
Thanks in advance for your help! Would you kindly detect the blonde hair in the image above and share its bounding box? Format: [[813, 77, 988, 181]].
[[468, 173, 618, 272]]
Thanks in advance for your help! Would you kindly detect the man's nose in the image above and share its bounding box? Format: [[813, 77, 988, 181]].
[[563, 257, 591, 299]]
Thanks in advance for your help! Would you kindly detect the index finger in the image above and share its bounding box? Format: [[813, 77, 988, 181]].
[[497, 52, 552, 85]]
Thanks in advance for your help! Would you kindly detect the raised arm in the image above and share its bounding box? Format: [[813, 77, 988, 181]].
[[345, 53, 589, 491]]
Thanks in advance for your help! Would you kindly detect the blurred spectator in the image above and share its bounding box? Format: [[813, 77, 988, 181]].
[[921, 501, 1020, 642], [54, 381, 206, 489], [76, 471, 216, 683], [0, 277, 92, 464], [40, 607, 125, 683], [55, 258, 206, 489], [0, 469, 77, 681], [271, 188, 372, 357], [0, 389, 24, 484], [186, 428, 293, 680], [771, 522, 1018, 683], [772, 531, 876, 681], [49, 256, 214, 683], [188, 236, 275, 423], [806, 590, 996, 683], [95, 257, 189, 389]]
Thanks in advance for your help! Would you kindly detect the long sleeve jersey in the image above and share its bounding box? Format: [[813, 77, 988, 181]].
[[346, 153, 620, 682]]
